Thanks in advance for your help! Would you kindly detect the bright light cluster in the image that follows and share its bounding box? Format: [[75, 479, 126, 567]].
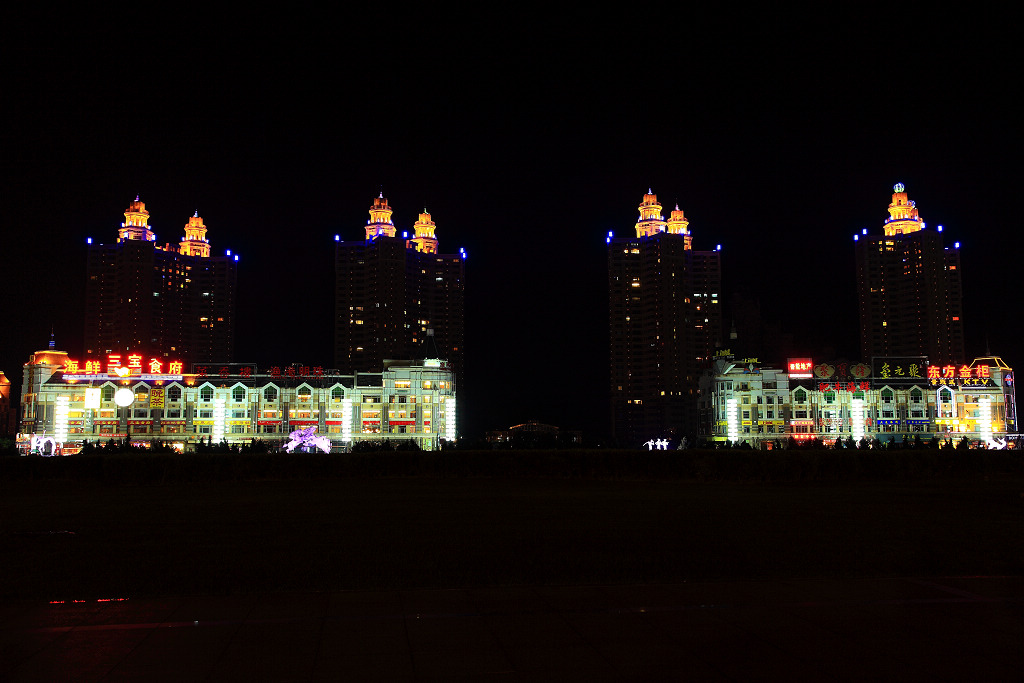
[[979, 397, 992, 444], [851, 398, 865, 442], [726, 398, 739, 442], [445, 398, 456, 441], [341, 397, 353, 442], [212, 396, 226, 443], [85, 387, 101, 410], [54, 396, 70, 443]]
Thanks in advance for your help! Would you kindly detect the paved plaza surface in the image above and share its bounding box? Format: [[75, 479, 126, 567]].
[[2, 576, 1021, 681]]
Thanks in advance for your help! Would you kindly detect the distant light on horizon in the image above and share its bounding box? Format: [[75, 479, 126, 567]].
[[334, 234, 340, 241], [87, 237, 92, 244], [854, 235, 859, 241]]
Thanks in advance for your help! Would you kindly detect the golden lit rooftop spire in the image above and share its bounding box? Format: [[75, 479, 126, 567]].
[[179, 210, 211, 257], [883, 182, 925, 236], [635, 189, 667, 237], [410, 208, 439, 254], [666, 203, 693, 249], [366, 192, 397, 240], [119, 195, 155, 242]]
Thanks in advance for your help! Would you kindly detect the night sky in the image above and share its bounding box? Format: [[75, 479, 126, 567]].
[[4, 24, 1020, 439]]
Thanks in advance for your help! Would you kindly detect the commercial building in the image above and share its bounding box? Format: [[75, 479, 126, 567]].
[[608, 190, 722, 445], [855, 184, 964, 364], [700, 355, 1016, 447], [334, 195, 465, 381], [85, 198, 238, 364], [18, 348, 456, 453], [0, 370, 13, 435]]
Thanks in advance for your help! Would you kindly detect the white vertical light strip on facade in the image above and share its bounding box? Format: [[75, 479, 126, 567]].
[[726, 398, 739, 442], [979, 396, 992, 444], [213, 396, 226, 442], [341, 397, 353, 443], [85, 387, 101, 410], [851, 398, 865, 442], [54, 396, 70, 443], [445, 397, 456, 441]]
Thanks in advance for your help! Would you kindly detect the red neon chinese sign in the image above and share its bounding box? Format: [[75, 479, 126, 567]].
[[64, 355, 185, 377], [788, 358, 813, 377]]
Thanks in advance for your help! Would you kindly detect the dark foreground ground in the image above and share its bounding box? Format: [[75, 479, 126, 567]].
[[2, 452, 1022, 679], [4, 578, 1022, 681]]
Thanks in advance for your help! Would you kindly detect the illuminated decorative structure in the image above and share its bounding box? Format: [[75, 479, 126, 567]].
[[19, 352, 455, 452], [855, 184, 964, 364], [410, 209, 439, 254], [335, 195, 465, 385], [179, 211, 212, 257], [608, 190, 722, 445], [85, 198, 238, 364], [284, 425, 331, 453]]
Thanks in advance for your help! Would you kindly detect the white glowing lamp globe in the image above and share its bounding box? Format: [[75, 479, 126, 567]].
[[114, 387, 135, 407]]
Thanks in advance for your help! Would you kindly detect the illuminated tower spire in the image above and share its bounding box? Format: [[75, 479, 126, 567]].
[[635, 189, 667, 237], [119, 196, 155, 242], [666, 203, 693, 249], [179, 210, 211, 257], [410, 208, 439, 254], [365, 192, 396, 240], [883, 182, 925, 236]]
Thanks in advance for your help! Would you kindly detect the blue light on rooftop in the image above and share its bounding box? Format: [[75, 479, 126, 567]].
[[955, 241, 960, 248], [862, 228, 867, 235], [334, 234, 340, 241], [937, 225, 943, 232], [234, 254, 239, 261], [854, 235, 859, 241], [716, 244, 722, 251], [226, 249, 231, 256], [87, 237, 92, 244]]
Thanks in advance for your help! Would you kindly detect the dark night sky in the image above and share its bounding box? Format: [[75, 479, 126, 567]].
[[3, 22, 1020, 438]]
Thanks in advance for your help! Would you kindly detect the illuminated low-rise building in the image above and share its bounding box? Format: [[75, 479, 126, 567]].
[[700, 355, 1016, 447], [18, 350, 456, 453], [0, 369, 14, 435]]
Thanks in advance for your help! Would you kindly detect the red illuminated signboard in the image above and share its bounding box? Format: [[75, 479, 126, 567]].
[[63, 354, 184, 379], [787, 358, 813, 379]]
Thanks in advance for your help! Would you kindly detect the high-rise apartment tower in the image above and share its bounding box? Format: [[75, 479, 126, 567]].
[[608, 190, 722, 445], [334, 194, 465, 379], [854, 184, 964, 364], [84, 198, 238, 364]]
